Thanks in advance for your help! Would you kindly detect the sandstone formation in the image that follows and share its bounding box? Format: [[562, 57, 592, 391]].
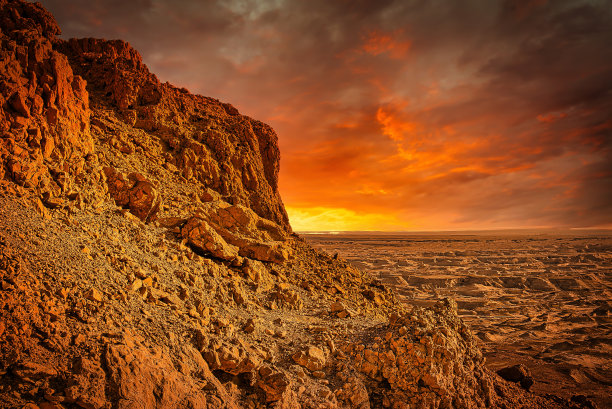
[[0, 1, 594, 409]]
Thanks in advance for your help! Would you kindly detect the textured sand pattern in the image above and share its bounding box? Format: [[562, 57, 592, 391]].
[[304, 232, 612, 407]]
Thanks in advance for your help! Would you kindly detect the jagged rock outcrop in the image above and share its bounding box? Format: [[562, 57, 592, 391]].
[[60, 36, 289, 230], [0, 1, 589, 409], [0, 0, 94, 202], [339, 299, 492, 408]]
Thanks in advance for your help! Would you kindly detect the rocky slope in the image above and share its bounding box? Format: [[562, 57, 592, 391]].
[[0, 1, 596, 408]]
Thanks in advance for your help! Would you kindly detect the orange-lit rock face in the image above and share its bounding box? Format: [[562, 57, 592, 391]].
[[0, 1, 290, 231], [58, 37, 290, 230], [0, 0, 92, 194]]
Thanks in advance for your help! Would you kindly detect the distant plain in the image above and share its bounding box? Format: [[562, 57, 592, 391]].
[[303, 231, 612, 408]]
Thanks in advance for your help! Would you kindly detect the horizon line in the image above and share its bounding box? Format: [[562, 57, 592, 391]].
[[295, 227, 612, 235]]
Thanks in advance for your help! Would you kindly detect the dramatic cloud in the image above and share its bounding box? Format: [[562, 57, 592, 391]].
[[41, 0, 612, 230]]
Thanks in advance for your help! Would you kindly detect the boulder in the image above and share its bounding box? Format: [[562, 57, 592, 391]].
[[257, 366, 291, 402], [103, 167, 160, 223], [181, 217, 239, 260], [292, 346, 326, 372], [183, 201, 290, 263], [104, 341, 238, 409]]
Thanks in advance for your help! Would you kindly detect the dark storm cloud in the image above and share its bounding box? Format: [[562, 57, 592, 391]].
[[39, 0, 612, 229]]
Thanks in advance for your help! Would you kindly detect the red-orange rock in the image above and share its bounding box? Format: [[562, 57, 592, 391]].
[[257, 366, 292, 402], [182, 217, 239, 260], [9, 91, 30, 117], [0, 0, 92, 195], [61, 37, 290, 230], [104, 342, 236, 409], [103, 167, 160, 223]]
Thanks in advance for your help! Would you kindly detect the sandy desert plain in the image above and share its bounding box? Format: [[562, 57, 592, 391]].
[[303, 231, 612, 408]]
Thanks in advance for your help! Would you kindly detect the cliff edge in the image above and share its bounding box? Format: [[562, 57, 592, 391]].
[[0, 1, 591, 408]]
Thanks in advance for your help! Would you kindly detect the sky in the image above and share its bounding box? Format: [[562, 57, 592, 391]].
[[40, 0, 612, 231]]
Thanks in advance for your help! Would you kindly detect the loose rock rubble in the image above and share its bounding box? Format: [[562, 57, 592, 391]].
[[0, 1, 595, 409]]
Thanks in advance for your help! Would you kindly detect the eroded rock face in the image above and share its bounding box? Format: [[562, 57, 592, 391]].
[[60, 37, 290, 231], [0, 0, 93, 196], [0, 2, 111, 215], [63, 38, 161, 112]]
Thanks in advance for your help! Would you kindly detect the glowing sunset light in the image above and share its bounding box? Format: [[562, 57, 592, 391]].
[[42, 0, 612, 231], [286, 207, 407, 232]]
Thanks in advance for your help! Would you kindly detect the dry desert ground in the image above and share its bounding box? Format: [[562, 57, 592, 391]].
[[304, 232, 612, 408]]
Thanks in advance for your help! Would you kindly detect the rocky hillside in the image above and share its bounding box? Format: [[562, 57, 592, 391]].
[[0, 1, 594, 408]]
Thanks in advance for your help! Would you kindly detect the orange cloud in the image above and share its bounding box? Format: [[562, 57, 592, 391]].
[[362, 29, 411, 59], [537, 111, 567, 123], [376, 106, 417, 142]]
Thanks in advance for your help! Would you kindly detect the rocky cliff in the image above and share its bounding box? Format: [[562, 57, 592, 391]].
[[0, 1, 590, 408]]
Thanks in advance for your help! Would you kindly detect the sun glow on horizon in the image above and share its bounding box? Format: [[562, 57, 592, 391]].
[[286, 206, 410, 232]]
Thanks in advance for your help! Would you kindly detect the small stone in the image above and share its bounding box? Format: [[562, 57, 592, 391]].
[[244, 318, 256, 334], [312, 370, 326, 379], [134, 268, 147, 279], [38, 404, 63, 409], [159, 292, 181, 305], [520, 376, 534, 391], [326, 339, 336, 354], [330, 301, 345, 313], [56, 288, 69, 299], [187, 307, 199, 318], [129, 279, 143, 292], [10, 91, 30, 117], [179, 287, 189, 301], [84, 288, 103, 302], [44, 391, 64, 403], [73, 333, 86, 345]]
